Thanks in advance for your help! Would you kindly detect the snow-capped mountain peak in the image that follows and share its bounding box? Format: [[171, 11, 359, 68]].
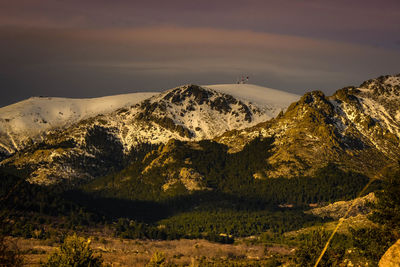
[[0, 83, 300, 184], [0, 92, 157, 155], [134, 84, 299, 140]]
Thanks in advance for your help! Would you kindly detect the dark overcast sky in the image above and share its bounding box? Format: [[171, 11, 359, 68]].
[[1, 0, 400, 107]]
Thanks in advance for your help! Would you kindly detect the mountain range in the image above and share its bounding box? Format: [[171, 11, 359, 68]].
[[2, 74, 400, 267], [1, 75, 399, 188]]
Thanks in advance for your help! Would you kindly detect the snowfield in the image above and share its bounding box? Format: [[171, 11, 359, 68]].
[[204, 84, 300, 107], [0, 92, 157, 152], [0, 92, 157, 134]]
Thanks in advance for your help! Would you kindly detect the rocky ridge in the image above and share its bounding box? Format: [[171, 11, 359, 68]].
[[216, 74, 400, 178]]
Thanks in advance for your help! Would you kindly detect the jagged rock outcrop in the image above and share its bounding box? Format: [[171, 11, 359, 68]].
[[161, 167, 206, 192], [306, 192, 376, 220]]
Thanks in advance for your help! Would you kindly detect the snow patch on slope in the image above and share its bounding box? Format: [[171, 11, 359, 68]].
[[359, 96, 400, 137], [146, 84, 285, 140], [204, 84, 300, 108], [385, 76, 400, 86], [0, 92, 157, 152]]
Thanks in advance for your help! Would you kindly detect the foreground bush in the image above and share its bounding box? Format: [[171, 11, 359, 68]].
[[294, 229, 345, 267], [147, 251, 167, 267], [41, 234, 103, 267], [0, 235, 23, 267]]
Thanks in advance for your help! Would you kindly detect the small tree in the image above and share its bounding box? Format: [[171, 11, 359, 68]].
[[41, 234, 103, 267], [147, 251, 167, 267]]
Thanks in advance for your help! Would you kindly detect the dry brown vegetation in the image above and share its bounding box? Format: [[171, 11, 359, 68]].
[[12, 236, 291, 266]]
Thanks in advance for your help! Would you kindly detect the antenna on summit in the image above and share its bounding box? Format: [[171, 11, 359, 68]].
[[236, 75, 249, 84]]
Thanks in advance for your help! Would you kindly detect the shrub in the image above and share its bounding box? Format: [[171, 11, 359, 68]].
[[41, 234, 103, 267], [350, 227, 396, 264], [0, 235, 23, 267], [294, 228, 345, 267], [146, 251, 167, 267]]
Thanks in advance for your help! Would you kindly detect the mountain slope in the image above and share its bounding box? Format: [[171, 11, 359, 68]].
[[3, 75, 399, 186], [204, 84, 300, 107], [109, 75, 399, 197], [0, 92, 157, 156], [1, 84, 297, 184], [216, 74, 400, 178]]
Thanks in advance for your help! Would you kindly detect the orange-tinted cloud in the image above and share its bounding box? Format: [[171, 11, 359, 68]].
[[1, 26, 398, 95], [0, 0, 399, 106]]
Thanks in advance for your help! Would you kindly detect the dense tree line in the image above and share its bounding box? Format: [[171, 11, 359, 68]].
[[0, 169, 101, 239], [0, 137, 383, 246]]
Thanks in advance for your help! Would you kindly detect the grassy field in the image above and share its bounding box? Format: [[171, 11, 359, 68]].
[[11, 236, 292, 266]]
